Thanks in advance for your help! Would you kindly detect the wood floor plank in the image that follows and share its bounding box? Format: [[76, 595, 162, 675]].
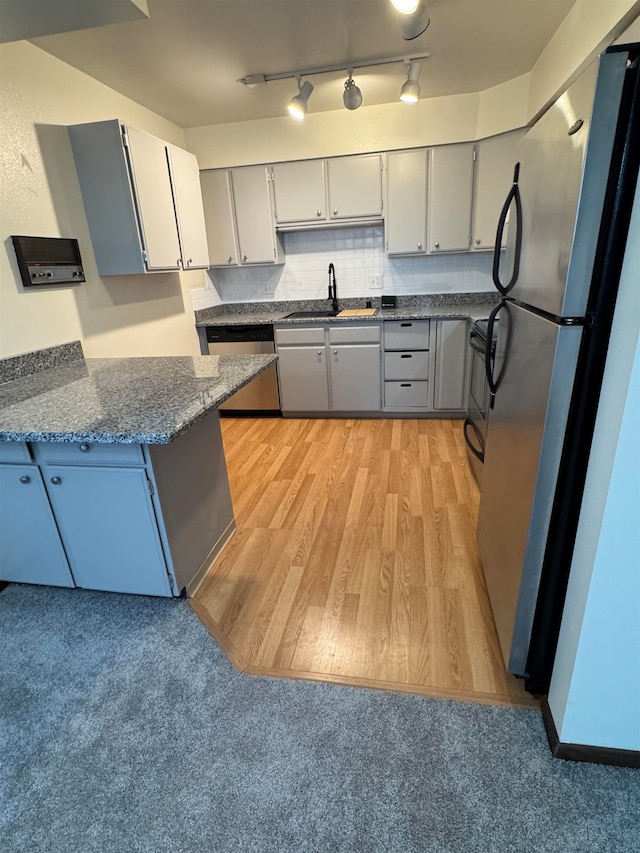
[[194, 416, 539, 710]]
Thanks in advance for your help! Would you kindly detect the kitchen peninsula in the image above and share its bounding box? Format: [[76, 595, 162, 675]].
[[0, 342, 275, 598]]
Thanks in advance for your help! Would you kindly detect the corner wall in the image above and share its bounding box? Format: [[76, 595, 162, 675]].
[[0, 41, 205, 359]]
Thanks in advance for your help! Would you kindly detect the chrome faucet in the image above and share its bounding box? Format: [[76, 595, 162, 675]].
[[328, 263, 339, 313]]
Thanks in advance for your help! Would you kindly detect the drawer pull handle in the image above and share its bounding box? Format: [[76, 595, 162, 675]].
[[317, 210, 322, 217], [79, 443, 90, 453], [400, 383, 412, 388], [51, 476, 62, 485], [400, 354, 412, 359], [400, 323, 412, 327], [19, 475, 31, 485]]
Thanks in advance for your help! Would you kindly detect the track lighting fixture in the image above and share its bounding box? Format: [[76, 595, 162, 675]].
[[343, 72, 363, 110], [287, 80, 314, 120], [390, 0, 430, 41], [400, 61, 421, 103], [238, 52, 429, 117]]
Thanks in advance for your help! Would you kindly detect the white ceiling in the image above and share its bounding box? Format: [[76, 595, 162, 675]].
[[28, 0, 576, 128]]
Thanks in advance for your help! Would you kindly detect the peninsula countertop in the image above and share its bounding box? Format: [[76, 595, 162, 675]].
[[0, 353, 276, 445]]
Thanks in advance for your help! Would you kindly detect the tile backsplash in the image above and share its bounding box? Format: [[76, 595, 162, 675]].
[[191, 226, 495, 310]]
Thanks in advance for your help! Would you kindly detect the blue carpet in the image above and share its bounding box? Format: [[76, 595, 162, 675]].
[[1, 584, 638, 852]]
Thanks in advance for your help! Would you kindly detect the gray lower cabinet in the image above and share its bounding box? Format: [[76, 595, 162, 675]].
[[42, 464, 171, 597], [276, 324, 381, 414], [383, 319, 432, 411], [0, 462, 75, 588], [277, 345, 330, 412], [432, 319, 469, 411], [0, 411, 234, 597]]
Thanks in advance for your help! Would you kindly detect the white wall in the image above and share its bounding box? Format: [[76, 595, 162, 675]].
[[0, 41, 205, 360], [548, 175, 640, 751], [196, 226, 494, 308]]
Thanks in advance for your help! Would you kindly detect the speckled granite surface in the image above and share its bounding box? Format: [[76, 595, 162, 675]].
[[0, 341, 84, 384], [194, 292, 500, 327], [0, 354, 276, 444]]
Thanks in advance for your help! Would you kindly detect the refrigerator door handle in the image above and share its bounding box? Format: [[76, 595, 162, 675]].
[[463, 418, 485, 462], [485, 300, 510, 408], [492, 162, 522, 295]]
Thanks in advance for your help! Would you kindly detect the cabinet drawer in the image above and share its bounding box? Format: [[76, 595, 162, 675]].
[[384, 320, 430, 350], [275, 326, 325, 346], [33, 442, 144, 466], [329, 324, 380, 344], [384, 351, 429, 381], [0, 442, 31, 463], [384, 381, 429, 408]]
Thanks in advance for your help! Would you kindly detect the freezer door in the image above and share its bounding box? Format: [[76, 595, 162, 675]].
[[477, 303, 583, 674], [513, 52, 627, 317]]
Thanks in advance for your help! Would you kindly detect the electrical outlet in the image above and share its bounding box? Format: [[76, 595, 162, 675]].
[[370, 274, 383, 290]]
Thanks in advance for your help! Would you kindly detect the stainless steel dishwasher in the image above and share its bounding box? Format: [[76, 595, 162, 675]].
[[205, 325, 281, 414]]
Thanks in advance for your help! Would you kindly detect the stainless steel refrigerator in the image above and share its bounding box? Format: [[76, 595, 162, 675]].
[[476, 45, 640, 693]]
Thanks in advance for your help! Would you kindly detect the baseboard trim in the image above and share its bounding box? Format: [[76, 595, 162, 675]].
[[542, 697, 640, 767], [185, 519, 236, 598]]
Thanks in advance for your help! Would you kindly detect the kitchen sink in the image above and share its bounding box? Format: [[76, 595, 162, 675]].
[[283, 310, 341, 319]]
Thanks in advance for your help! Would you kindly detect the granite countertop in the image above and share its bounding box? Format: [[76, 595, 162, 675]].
[[194, 293, 500, 328], [0, 353, 276, 445]]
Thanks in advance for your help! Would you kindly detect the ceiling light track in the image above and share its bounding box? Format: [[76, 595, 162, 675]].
[[237, 52, 430, 87]]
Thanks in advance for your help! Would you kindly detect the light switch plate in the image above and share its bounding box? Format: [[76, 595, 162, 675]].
[[370, 274, 383, 290]]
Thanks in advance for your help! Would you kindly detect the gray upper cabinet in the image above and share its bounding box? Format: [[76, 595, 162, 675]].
[[272, 160, 326, 224], [201, 166, 284, 267], [200, 170, 240, 267], [472, 130, 525, 251], [386, 149, 428, 255], [327, 154, 383, 220], [428, 144, 475, 252], [270, 154, 383, 228], [68, 119, 209, 275], [166, 144, 210, 269]]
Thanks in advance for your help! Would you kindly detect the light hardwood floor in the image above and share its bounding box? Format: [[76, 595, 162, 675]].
[[192, 417, 538, 709]]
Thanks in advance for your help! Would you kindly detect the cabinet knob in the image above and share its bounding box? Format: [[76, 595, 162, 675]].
[[434, 242, 440, 249], [242, 255, 247, 263], [228, 256, 233, 264], [79, 443, 90, 453], [19, 475, 31, 484], [418, 243, 422, 249], [50, 476, 62, 485], [187, 257, 193, 265], [333, 350, 338, 355], [317, 210, 322, 217], [333, 209, 338, 216], [177, 259, 182, 267], [317, 350, 323, 356], [475, 239, 481, 245]]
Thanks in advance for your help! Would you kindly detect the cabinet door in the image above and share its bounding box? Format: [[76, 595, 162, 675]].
[[272, 160, 326, 223], [327, 154, 383, 219], [428, 144, 474, 252], [200, 170, 240, 267], [231, 166, 278, 264], [433, 319, 468, 411], [167, 145, 210, 268], [330, 345, 381, 411], [124, 126, 182, 270], [277, 346, 329, 412], [472, 130, 524, 251], [0, 464, 74, 587], [386, 150, 428, 255], [43, 465, 172, 597]]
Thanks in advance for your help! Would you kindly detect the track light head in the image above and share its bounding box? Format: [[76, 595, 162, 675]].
[[343, 75, 363, 110], [400, 61, 421, 103], [287, 80, 314, 120], [391, 0, 430, 40]]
